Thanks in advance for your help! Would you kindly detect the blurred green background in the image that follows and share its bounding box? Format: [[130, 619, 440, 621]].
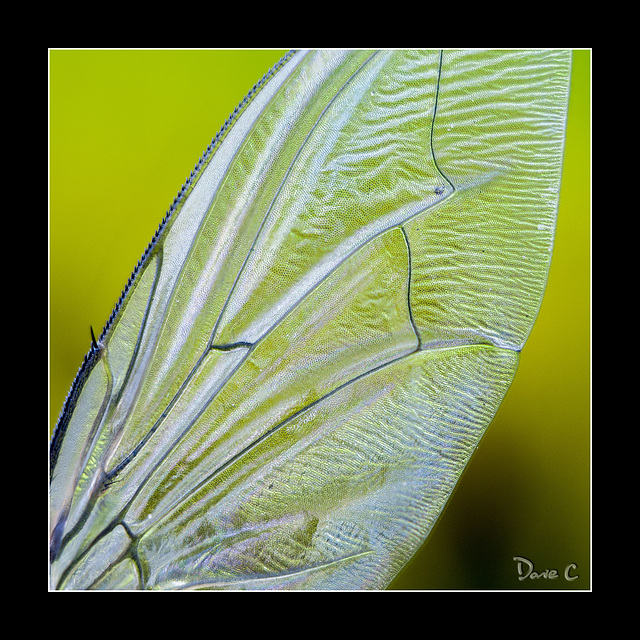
[[49, 49, 590, 590]]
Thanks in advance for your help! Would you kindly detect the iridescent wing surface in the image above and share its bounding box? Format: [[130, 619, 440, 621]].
[[50, 50, 571, 590]]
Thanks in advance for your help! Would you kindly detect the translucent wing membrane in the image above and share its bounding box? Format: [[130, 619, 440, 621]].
[[50, 49, 571, 590]]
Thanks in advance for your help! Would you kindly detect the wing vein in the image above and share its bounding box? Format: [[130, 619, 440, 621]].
[[209, 51, 380, 345]]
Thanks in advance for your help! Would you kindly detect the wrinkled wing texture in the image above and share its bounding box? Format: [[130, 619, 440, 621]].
[[50, 49, 571, 590]]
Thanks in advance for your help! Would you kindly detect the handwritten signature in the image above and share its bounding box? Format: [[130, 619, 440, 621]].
[[513, 556, 579, 582]]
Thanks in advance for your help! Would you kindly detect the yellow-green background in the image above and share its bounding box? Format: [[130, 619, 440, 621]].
[[49, 49, 590, 590]]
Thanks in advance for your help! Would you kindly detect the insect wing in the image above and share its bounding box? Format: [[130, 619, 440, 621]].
[[50, 50, 571, 590]]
